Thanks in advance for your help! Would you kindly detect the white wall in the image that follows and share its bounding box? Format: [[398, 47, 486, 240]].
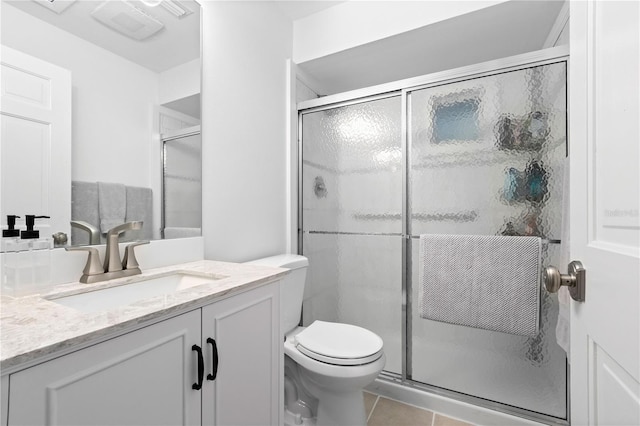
[[293, 0, 506, 64], [159, 59, 201, 105], [201, 1, 293, 262], [1, 3, 159, 189]]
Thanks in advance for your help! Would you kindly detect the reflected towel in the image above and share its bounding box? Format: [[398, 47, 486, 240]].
[[419, 234, 542, 337], [71, 181, 100, 245], [124, 186, 153, 242], [98, 182, 126, 233]]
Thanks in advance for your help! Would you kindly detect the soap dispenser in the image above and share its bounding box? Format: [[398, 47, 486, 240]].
[[3, 215, 20, 237], [21, 215, 50, 239]]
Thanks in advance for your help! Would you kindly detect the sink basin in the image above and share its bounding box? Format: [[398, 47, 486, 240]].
[[48, 272, 225, 313]]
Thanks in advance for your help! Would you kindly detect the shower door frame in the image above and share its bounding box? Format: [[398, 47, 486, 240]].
[[297, 45, 570, 426]]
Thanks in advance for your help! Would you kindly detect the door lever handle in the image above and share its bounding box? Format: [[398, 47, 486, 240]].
[[543, 260, 586, 302]]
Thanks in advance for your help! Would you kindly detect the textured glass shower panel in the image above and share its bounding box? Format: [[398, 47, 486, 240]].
[[164, 133, 202, 228], [301, 96, 402, 234], [410, 240, 566, 417], [409, 62, 567, 418], [302, 233, 402, 374]]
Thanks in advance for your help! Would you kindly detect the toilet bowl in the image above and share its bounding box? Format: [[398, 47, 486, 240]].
[[285, 323, 386, 426], [245, 254, 386, 426]]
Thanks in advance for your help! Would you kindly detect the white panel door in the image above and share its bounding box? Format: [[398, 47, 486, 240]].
[[202, 282, 281, 426], [569, 2, 640, 425], [0, 45, 71, 239], [8, 311, 202, 426]]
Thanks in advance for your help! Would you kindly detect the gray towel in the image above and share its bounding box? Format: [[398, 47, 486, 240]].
[[98, 182, 126, 234], [419, 234, 541, 337], [163, 227, 201, 239], [124, 186, 153, 242], [71, 181, 100, 245]]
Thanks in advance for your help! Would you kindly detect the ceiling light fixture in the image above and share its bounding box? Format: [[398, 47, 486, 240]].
[[160, 0, 192, 18]]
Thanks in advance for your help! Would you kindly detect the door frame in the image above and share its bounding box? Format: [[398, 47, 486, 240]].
[[296, 45, 570, 425]]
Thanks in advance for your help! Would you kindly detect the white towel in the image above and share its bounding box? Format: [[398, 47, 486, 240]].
[[419, 234, 542, 337], [98, 182, 126, 233], [556, 157, 571, 357]]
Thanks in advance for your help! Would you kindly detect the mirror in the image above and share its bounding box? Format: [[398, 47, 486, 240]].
[[0, 0, 201, 249]]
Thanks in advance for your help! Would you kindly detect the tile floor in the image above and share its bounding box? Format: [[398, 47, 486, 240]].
[[364, 391, 474, 426]]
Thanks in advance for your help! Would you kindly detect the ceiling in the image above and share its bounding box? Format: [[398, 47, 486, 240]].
[[297, 0, 566, 95], [274, 0, 345, 20], [6, 0, 200, 73], [7, 0, 565, 96]]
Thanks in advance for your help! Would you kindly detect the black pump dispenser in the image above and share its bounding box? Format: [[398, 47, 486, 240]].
[[3, 215, 21, 237], [21, 215, 50, 239]]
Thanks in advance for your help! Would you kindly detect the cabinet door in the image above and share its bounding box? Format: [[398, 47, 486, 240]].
[[8, 310, 202, 426], [202, 282, 281, 426]]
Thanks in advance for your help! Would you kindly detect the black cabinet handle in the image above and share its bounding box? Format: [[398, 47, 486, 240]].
[[192, 344, 204, 390], [206, 337, 218, 381]]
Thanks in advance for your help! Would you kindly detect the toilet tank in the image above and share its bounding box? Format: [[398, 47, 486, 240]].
[[245, 254, 308, 335]]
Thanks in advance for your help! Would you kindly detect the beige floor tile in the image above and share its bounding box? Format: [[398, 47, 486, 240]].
[[368, 397, 434, 426], [363, 391, 378, 418], [433, 413, 474, 426]]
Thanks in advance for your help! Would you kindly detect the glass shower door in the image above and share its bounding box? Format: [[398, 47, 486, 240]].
[[300, 96, 403, 374], [408, 62, 567, 418], [162, 128, 202, 238]]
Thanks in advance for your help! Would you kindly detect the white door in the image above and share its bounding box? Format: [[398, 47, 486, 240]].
[[0, 45, 71, 240], [569, 2, 640, 425]]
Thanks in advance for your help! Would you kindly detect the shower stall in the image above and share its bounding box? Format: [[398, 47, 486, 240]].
[[298, 49, 568, 423], [161, 126, 202, 239]]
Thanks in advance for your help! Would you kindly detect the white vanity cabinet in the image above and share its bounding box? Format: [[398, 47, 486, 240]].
[[8, 310, 202, 426], [201, 282, 281, 425], [6, 281, 281, 426]]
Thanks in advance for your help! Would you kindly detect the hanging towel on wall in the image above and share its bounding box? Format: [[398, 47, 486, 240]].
[[124, 186, 153, 242], [419, 234, 542, 337], [98, 182, 126, 233]]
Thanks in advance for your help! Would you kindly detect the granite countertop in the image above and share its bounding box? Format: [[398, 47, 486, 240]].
[[0, 260, 288, 372]]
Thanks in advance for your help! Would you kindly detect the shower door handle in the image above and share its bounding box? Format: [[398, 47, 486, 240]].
[[543, 260, 586, 302]]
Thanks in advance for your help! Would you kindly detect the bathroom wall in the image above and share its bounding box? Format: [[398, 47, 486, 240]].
[[201, 1, 293, 262], [1, 3, 159, 188], [159, 59, 200, 106], [292, 1, 507, 64], [296, 79, 319, 104]]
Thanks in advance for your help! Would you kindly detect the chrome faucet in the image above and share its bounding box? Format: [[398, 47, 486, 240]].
[[66, 221, 149, 284]]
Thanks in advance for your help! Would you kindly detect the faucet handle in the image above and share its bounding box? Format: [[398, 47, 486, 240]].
[[65, 246, 104, 283], [123, 241, 149, 270], [70, 221, 101, 245]]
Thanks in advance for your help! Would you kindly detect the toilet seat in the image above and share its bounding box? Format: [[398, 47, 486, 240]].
[[294, 321, 383, 366]]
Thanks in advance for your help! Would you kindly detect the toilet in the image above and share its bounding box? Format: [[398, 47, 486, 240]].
[[246, 254, 386, 426]]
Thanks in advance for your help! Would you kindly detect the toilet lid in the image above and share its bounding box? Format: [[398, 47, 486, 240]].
[[294, 321, 383, 366]]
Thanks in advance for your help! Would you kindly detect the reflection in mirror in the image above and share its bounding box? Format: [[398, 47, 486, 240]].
[[0, 0, 201, 250], [162, 126, 202, 239]]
